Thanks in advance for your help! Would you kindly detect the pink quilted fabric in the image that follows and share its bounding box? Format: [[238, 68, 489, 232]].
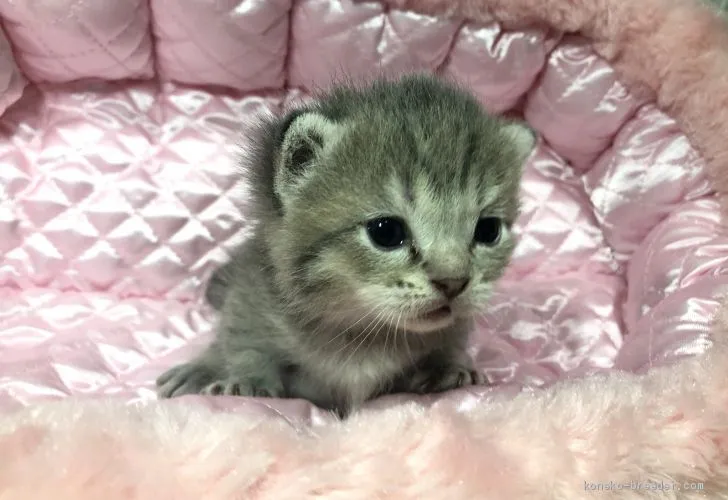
[[0, 0, 723, 416]]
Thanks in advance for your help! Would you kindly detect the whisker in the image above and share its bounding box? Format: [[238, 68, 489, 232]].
[[393, 311, 402, 351], [342, 311, 390, 368], [319, 308, 379, 351], [331, 310, 384, 359], [399, 314, 416, 366], [383, 316, 391, 354]]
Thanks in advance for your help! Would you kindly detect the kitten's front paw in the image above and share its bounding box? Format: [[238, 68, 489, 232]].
[[200, 377, 285, 398], [156, 362, 222, 398], [407, 364, 485, 394]]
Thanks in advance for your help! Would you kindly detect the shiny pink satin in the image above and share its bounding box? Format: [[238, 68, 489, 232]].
[[0, 0, 722, 415]]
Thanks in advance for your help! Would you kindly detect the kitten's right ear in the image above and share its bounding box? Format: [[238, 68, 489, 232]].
[[503, 121, 537, 164], [275, 111, 342, 208]]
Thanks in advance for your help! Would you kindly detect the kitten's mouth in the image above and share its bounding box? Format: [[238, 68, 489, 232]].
[[402, 303, 455, 333], [419, 304, 452, 322]]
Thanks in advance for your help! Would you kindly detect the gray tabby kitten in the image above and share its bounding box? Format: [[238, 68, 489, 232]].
[[156, 74, 535, 416]]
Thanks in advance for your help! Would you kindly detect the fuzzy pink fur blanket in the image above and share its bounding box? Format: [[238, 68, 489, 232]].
[[4, 0, 728, 498]]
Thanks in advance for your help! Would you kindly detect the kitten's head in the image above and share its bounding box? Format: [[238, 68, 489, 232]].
[[248, 75, 535, 334]]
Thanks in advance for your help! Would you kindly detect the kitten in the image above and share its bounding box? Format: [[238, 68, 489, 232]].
[[156, 74, 536, 416]]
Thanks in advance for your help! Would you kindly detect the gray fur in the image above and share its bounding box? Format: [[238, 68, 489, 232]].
[[156, 74, 536, 416]]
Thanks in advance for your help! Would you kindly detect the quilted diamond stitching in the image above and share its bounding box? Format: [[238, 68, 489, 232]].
[[152, 0, 289, 90], [67, 0, 147, 76], [0, 0, 153, 82], [0, 83, 258, 298], [508, 149, 617, 280], [289, 0, 457, 89]]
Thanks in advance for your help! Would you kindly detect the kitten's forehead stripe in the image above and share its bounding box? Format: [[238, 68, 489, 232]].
[[402, 120, 421, 161], [404, 175, 414, 204], [459, 130, 477, 191]]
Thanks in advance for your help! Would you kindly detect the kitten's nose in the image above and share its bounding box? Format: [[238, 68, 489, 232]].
[[430, 277, 469, 299]]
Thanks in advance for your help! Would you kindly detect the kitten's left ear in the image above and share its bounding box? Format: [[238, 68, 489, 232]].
[[503, 121, 537, 164]]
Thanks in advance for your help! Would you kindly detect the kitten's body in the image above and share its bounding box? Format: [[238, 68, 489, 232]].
[[157, 75, 535, 415]]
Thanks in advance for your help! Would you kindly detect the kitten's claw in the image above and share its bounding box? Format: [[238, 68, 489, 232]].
[[200, 381, 240, 396], [156, 362, 221, 398], [157, 358, 285, 399], [408, 365, 485, 394], [200, 378, 285, 398]]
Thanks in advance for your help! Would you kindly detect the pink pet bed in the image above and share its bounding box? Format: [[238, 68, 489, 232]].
[[3, 0, 728, 497]]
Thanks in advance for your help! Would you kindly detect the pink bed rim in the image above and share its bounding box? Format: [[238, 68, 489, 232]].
[[3, 0, 728, 498]]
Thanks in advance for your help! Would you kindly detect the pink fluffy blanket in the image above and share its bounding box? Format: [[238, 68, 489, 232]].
[[3, 0, 728, 498]]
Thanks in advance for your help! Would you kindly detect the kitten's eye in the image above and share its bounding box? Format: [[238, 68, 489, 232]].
[[474, 217, 502, 246], [366, 217, 407, 249]]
